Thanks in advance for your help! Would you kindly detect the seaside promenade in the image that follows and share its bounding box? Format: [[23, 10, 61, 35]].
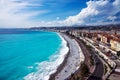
[[50, 30, 119, 80], [68, 34, 104, 80], [49, 31, 105, 80], [49, 33, 82, 80], [65, 30, 119, 80]]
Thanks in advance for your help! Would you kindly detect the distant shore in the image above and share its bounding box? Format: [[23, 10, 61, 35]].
[[49, 33, 83, 80]]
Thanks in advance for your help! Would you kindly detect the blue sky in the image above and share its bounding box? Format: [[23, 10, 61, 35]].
[[0, 0, 120, 28]]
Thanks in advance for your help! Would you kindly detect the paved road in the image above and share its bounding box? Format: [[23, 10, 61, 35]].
[[87, 49, 104, 80], [64, 35, 104, 80], [76, 39, 91, 67]]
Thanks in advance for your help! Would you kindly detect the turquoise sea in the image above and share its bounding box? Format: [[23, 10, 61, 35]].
[[0, 29, 68, 80]]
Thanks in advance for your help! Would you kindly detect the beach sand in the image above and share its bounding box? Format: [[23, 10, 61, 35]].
[[49, 33, 84, 80]]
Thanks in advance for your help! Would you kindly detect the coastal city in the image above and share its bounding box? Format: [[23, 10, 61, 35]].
[[65, 29, 120, 80], [1, 25, 119, 80], [56, 27, 120, 80], [32, 25, 120, 80], [0, 0, 120, 80]]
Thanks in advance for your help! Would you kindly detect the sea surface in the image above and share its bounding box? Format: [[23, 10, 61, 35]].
[[0, 29, 68, 80]]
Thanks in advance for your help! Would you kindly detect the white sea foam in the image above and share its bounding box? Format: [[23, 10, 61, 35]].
[[27, 66, 33, 69], [24, 33, 69, 80]]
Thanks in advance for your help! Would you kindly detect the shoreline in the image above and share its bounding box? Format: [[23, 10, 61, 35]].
[[49, 33, 83, 80], [24, 32, 69, 80], [49, 33, 70, 80]]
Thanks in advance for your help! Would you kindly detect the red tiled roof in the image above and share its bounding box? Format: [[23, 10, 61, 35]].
[[111, 38, 120, 42]]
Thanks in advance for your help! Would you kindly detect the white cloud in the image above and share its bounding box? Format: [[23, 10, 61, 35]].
[[0, 0, 47, 28], [107, 16, 117, 22], [113, 0, 120, 6], [63, 0, 120, 26], [0, 0, 120, 28]]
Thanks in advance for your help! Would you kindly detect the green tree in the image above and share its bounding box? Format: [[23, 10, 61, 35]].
[[80, 63, 89, 77]]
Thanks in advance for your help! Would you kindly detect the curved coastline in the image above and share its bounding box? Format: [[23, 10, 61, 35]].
[[48, 33, 70, 79], [24, 32, 69, 80], [49, 33, 84, 80], [49, 33, 70, 80], [24, 32, 85, 80]]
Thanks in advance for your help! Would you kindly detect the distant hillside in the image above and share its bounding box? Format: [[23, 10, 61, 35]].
[[30, 24, 120, 31]]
